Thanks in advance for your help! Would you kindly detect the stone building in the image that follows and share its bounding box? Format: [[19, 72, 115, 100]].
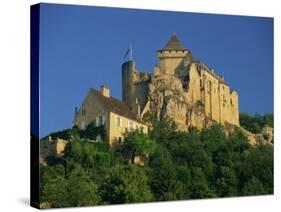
[[40, 136, 68, 164], [73, 85, 148, 147], [74, 33, 239, 145], [122, 33, 239, 131]]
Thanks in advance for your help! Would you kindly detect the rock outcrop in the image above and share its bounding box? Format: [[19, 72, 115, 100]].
[[224, 123, 273, 145], [148, 74, 207, 131], [240, 125, 273, 145], [147, 74, 273, 146], [261, 125, 274, 144]]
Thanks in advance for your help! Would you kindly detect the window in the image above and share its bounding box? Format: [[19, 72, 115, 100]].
[[128, 121, 134, 131], [118, 137, 122, 144], [95, 115, 105, 126], [208, 80, 212, 93], [116, 116, 121, 127], [81, 108, 86, 116], [102, 115, 105, 125], [230, 98, 233, 106], [99, 115, 104, 126], [95, 116, 99, 126]]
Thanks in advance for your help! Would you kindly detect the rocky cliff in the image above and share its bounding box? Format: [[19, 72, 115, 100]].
[[148, 74, 208, 131], [147, 74, 273, 145]]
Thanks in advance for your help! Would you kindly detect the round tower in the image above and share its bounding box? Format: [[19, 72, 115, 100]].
[[122, 60, 136, 108]]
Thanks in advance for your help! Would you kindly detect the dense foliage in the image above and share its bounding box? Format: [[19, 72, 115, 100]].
[[239, 112, 273, 133], [40, 118, 273, 208]]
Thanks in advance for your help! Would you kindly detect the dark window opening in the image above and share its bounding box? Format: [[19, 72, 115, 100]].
[[99, 116, 103, 125]]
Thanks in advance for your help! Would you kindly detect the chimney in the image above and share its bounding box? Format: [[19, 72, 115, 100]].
[[101, 85, 110, 98]]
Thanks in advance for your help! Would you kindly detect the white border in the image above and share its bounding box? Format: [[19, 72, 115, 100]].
[[0, 0, 280, 211]]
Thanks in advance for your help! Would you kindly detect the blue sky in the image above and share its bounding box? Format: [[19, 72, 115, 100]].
[[39, 3, 273, 137]]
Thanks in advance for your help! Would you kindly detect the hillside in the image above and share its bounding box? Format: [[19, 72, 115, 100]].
[[39, 113, 273, 208]]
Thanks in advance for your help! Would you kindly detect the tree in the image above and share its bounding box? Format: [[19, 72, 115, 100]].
[[149, 115, 177, 143], [121, 129, 155, 164], [190, 168, 216, 199], [263, 113, 273, 128], [215, 166, 238, 197], [100, 164, 153, 204], [40, 164, 65, 199], [149, 146, 185, 200], [201, 124, 226, 154], [168, 134, 213, 178], [83, 122, 107, 140], [239, 112, 274, 133], [63, 135, 112, 169], [41, 163, 103, 207], [41, 176, 70, 208], [240, 144, 273, 194], [242, 177, 266, 196], [40, 114, 274, 207], [67, 165, 102, 206], [175, 165, 192, 198]]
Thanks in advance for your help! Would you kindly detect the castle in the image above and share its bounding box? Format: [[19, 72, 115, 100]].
[[73, 34, 239, 145], [122, 33, 239, 131]]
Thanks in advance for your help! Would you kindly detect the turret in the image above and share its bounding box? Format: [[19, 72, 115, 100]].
[[122, 60, 136, 108], [122, 60, 150, 116], [157, 33, 193, 76]]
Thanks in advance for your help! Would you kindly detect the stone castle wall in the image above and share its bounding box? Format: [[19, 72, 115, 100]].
[[194, 64, 238, 126], [122, 36, 240, 130], [122, 59, 239, 131]]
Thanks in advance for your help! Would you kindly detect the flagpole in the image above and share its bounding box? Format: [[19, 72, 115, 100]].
[[130, 43, 133, 61]]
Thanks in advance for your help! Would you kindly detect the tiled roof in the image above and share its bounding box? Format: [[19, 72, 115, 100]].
[[90, 88, 138, 121], [159, 33, 188, 51]]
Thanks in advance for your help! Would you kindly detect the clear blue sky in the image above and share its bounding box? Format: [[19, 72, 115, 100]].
[[39, 3, 273, 137]]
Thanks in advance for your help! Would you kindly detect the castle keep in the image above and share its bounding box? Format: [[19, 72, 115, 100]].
[[74, 34, 239, 145], [122, 34, 239, 131]]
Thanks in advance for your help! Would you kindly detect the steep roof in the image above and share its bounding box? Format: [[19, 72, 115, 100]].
[[159, 33, 188, 51], [90, 88, 138, 121]]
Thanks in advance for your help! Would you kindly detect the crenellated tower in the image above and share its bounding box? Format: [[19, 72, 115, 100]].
[[122, 60, 150, 117], [156, 33, 193, 79]]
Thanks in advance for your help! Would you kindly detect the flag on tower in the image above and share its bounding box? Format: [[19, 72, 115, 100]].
[[123, 43, 133, 61]]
